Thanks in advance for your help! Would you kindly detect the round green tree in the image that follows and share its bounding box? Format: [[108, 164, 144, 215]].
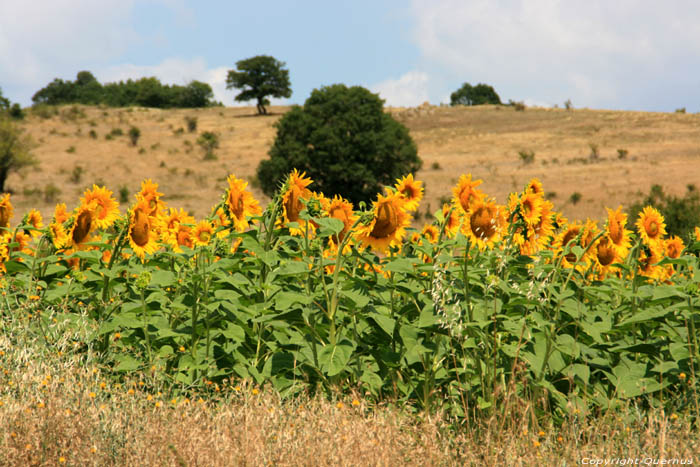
[[257, 84, 422, 205], [226, 55, 292, 115], [450, 82, 501, 106]]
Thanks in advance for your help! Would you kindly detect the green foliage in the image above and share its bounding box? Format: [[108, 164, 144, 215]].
[[0, 87, 9, 111], [257, 84, 422, 205], [629, 184, 700, 241], [0, 117, 37, 192], [1, 88, 25, 119], [226, 55, 292, 115], [32, 72, 216, 108], [570, 192, 582, 205], [129, 126, 141, 146], [518, 150, 535, 164], [197, 131, 219, 160], [185, 116, 197, 133], [450, 82, 501, 106]]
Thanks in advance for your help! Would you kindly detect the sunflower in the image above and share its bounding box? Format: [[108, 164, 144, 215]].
[[24, 209, 43, 238], [280, 170, 313, 235], [605, 206, 632, 255], [212, 207, 232, 239], [394, 174, 424, 212], [556, 222, 583, 266], [81, 185, 120, 230], [225, 174, 262, 232], [326, 195, 357, 242], [529, 200, 555, 250], [356, 190, 411, 253], [68, 203, 97, 248], [53, 203, 69, 224], [128, 201, 160, 260], [0, 193, 13, 229], [170, 224, 194, 252], [664, 236, 685, 259], [525, 178, 544, 196], [10, 231, 33, 256], [452, 174, 484, 214], [441, 202, 462, 238], [638, 246, 664, 280], [695, 226, 700, 242], [49, 222, 69, 249], [462, 199, 506, 250], [636, 206, 666, 246], [136, 179, 165, 217], [192, 220, 214, 247], [519, 192, 543, 227], [421, 224, 440, 244], [161, 208, 194, 250]]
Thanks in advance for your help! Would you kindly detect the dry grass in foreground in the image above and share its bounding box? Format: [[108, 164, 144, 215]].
[[1, 324, 698, 466]]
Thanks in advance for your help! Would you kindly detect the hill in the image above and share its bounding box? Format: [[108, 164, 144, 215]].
[[8, 103, 700, 222]]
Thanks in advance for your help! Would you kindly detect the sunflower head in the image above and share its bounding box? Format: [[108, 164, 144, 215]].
[[595, 236, 618, 268], [49, 222, 69, 249], [394, 174, 424, 212], [557, 222, 582, 265], [441, 202, 462, 238], [421, 224, 440, 244], [452, 174, 484, 214], [24, 209, 43, 238], [53, 203, 69, 225], [192, 220, 214, 247], [519, 192, 543, 227], [525, 178, 544, 196], [606, 205, 632, 254], [225, 174, 262, 231], [0, 193, 13, 229], [128, 201, 159, 260], [636, 206, 666, 246], [136, 179, 165, 217], [463, 199, 505, 250], [82, 185, 120, 230], [356, 190, 411, 253], [68, 203, 97, 248], [326, 195, 357, 242], [665, 236, 685, 259]]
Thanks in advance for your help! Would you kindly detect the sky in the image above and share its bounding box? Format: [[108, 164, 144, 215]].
[[1, 0, 700, 112]]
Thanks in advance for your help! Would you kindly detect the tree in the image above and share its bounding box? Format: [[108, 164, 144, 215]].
[[450, 82, 501, 106], [0, 87, 9, 112], [257, 84, 422, 205], [226, 55, 292, 115], [0, 117, 37, 192]]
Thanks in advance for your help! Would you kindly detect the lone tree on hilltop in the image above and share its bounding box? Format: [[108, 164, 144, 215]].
[[226, 55, 292, 115], [450, 82, 501, 106], [257, 84, 422, 205], [0, 117, 37, 192]]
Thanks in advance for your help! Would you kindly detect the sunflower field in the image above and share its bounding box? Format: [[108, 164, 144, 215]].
[[1, 169, 699, 421]]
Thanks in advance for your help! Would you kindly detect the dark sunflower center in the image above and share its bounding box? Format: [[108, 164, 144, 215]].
[[0, 206, 10, 228], [647, 221, 658, 237], [72, 211, 92, 244], [470, 207, 496, 239], [131, 210, 150, 247], [371, 202, 399, 239], [597, 243, 616, 266], [228, 191, 245, 220], [562, 228, 580, 263], [285, 189, 302, 223]]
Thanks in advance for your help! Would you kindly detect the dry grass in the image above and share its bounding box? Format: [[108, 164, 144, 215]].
[[9, 103, 700, 224], [1, 312, 698, 466]]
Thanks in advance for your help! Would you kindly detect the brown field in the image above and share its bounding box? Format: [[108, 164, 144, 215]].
[[9, 103, 700, 222]]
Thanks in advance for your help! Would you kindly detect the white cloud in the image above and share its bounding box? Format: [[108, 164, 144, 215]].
[[411, 0, 700, 110], [370, 71, 431, 107]]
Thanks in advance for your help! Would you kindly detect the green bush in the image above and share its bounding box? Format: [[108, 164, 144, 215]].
[[628, 184, 700, 241], [257, 84, 421, 205], [129, 126, 141, 146], [450, 82, 501, 106], [197, 131, 219, 160], [185, 116, 197, 133]]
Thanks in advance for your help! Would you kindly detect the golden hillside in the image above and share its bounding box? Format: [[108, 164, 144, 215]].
[[9, 104, 700, 222]]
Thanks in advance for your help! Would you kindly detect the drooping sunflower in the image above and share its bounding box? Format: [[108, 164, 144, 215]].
[[356, 190, 411, 253], [24, 209, 43, 238], [49, 221, 69, 249], [594, 236, 619, 278], [606, 206, 632, 255], [136, 179, 165, 217], [81, 185, 120, 230], [664, 235, 685, 259], [636, 206, 666, 246], [192, 220, 215, 247], [68, 203, 97, 249], [462, 199, 506, 250], [280, 169, 313, 234], [394, 174, 424, 212], [128, 201, 160, 260], [225, 174, 262, 232], [325, 195, 357, 242], [441, 202, 462, 238], [0, 193, 13, 229], [452, 174, 484, 214]]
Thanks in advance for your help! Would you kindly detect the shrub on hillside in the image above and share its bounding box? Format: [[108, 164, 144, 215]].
[[256, 84, 422, 205], [450, 82, 501, 106]]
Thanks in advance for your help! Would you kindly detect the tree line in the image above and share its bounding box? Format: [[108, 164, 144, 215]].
[[31, 71, 218, 108]]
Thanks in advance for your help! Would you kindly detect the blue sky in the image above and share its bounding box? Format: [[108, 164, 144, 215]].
[[2, 0, 700, 112]]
